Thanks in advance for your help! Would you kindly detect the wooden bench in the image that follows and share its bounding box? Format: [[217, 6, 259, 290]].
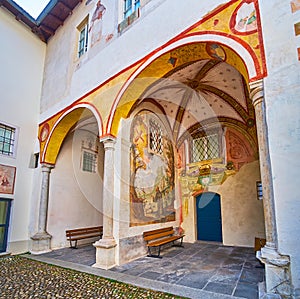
[[66, 226, 103, 249], [143, 226, 185, 258]]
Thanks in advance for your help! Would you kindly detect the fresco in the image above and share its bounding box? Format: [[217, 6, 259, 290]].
[[291, 0, 300, 13], [179, 126, 257, 217], [206, 43, 226, 61], [130, 113, 175, 226], [230, 1, 258, 35], [89, 0, 106, 46], [294, 22, 300, 36], [39, 0, 266, 163], [0, 164, 16, 195]]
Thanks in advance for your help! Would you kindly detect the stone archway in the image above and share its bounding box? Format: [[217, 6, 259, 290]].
[[31, 106, 104, 254]]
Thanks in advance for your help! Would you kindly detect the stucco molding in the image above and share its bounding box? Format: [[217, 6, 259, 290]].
[[250, 79, 264, 107]]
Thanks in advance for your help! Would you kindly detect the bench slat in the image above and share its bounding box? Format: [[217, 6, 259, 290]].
[[66, 226, 102, 235], [143, 227, 173, 238], [66, 226, 103, 248], [143, 226, 184, 258], [147, 235, 183, 247], [68, 233, 102, 241], [143, 230, 175, 242]]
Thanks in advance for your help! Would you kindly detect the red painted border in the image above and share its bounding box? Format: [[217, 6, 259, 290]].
[[41, 0, 267, 137]]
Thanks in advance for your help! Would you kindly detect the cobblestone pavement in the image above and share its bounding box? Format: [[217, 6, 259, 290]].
[[0, 255, 186, 299]]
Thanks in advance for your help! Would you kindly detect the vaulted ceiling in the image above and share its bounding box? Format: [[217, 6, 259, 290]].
[[139, 59, 255, 144]]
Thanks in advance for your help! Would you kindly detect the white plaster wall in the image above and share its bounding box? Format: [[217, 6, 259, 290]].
[[0, 8, 46, 253], [259, 0, 300, 292], [181, 161, 265, 248], [39, 0, 228, 121], [219, 160, 265, 247], [47, 131, 103, 249]]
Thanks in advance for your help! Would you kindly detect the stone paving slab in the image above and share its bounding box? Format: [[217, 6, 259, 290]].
[[23, 241, 264, 299], [20, 254, 244, 299]]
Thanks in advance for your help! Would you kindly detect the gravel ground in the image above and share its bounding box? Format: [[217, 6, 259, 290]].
[[0, 256, 186, 299]]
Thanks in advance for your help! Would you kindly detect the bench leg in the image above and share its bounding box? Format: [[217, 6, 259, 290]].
[[172, 237, 184, 248], [147, 246, 162, 258], [70, 240, 78, 249]]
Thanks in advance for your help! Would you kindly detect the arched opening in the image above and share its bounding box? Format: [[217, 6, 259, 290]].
[[43, 108, 104, 249], [113, 41, 265, 252]]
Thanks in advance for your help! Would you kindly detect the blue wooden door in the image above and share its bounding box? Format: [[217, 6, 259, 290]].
[[196, 192, 222, 242], [0, 198, 12, 253]]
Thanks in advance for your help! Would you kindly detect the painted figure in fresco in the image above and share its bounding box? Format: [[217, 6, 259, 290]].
[[236, 9, 257, 32], [89, 0, 106, 46], [0, 175, 9, 187], [233, 2, 257, 33], [129, 114, 176, 226], [154, 186, 163, 219], [207, 43, 226, 61]]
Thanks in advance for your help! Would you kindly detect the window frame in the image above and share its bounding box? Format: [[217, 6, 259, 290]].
[[81, 149, 98, 173], [123, 0, 140, 19], [77, 17, 89, 58], [190, 129, 222, 163], [0, 122, 19, 158]]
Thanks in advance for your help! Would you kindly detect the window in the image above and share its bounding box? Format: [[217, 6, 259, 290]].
[[149, 119, 163, 155], [192, 133, 220, 162], [82, 150, 97, 173], [77, 18, 89, 58], [118, 0, 141, 33], [0, 124, 15, 157], [124, 0, 140, 18]]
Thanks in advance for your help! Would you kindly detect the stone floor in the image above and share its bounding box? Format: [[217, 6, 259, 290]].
[[39, 241, 265, 299]]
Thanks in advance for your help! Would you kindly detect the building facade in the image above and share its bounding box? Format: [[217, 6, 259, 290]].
[[1, 0, 300, 298], [0, 2, 46, 254]]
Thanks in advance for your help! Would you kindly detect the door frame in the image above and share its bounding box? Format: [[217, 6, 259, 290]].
[[0, 198, 12, 253], [195, 191, 223, 242]]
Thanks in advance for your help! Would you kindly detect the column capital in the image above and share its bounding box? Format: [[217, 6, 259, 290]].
[[40, 163, 54, 172], [249, 79, 264, 107], [100, 135, 116, 150]]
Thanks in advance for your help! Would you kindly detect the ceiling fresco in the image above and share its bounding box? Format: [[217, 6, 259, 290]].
[[138, 58, 254, 145]]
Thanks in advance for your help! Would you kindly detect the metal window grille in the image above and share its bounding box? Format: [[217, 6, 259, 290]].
[[0, 124, 15, 156], [82, 151, 97, 173], [149, 119, 163, 155], [192, 134, 219, 162], [78, 23, 88, 58]]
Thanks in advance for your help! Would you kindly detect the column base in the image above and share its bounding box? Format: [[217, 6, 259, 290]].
[[30, 232, 52, 254], [257, 246, 291, 298], [258, 281, 282, 299], [92, 238, 117, 270]]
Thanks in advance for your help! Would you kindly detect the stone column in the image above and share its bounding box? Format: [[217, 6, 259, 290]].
[[93, 136, 117, 269], [250, 80, 290, 298], [250, 79, 277, 249], [31, 163, 53, 254]]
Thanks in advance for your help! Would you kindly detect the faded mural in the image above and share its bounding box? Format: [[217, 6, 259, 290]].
[[230, 0, 258, 35], [130, 112, 175, 226], [89, 0, 106, 46], [87, 0, 114, 48]]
